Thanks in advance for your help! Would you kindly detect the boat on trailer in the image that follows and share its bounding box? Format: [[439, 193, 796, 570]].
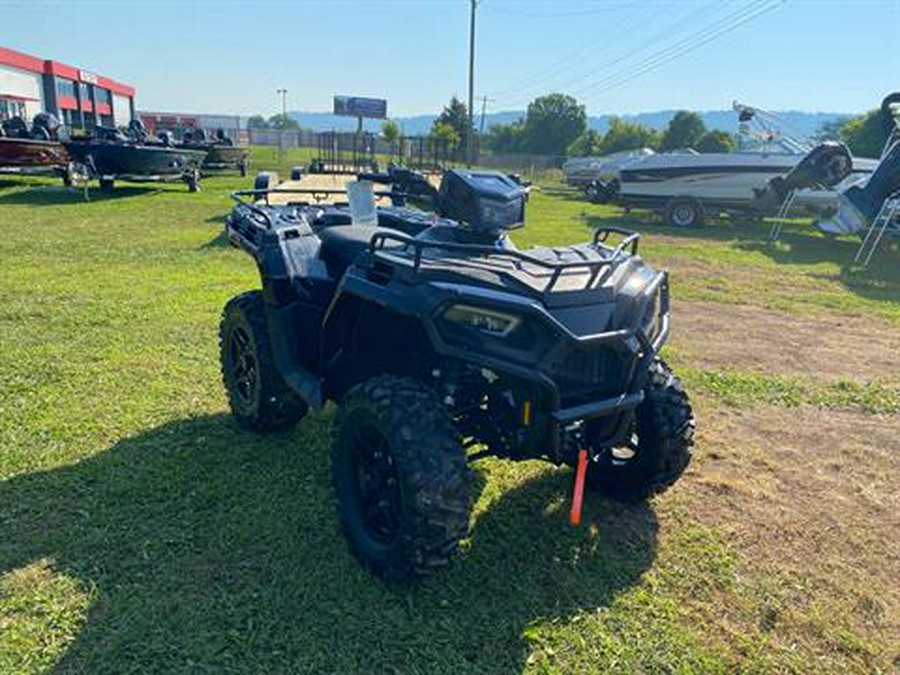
[[588, 102, 876, 226], [64, 120, 208, 192], [179, 128, 249, 175], [0, 114, 72, 181]]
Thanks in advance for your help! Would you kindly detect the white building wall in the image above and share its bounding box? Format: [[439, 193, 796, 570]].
[[112, 94, 131, 126], [0, 64, 44, 118], [196, 114, 241, 131]]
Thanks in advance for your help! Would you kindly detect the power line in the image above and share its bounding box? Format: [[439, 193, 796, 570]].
[[479, 95, 495, 134], [487, 0, 735, 107], [514, 0, 762, 105], [486, 0, 657, 99], [570, 0, 774, 93], [577, 0, 782, 104], [482, 1, 636, 19]]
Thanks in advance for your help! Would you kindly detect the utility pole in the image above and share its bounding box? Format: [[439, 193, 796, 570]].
[[276, 88, 288, 164], [479, 95, 494, 135], [467, 0, 478, 166]]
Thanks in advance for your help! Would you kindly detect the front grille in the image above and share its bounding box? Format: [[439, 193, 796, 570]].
[[545, 345, 627, 398]]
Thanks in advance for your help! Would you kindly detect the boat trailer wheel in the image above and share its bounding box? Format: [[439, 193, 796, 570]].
[[665, 198, 704, 227]]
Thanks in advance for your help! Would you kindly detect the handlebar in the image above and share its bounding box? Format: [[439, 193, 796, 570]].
[[593, 227, 640, 255]]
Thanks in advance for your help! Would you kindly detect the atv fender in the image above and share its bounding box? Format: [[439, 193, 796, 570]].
[[265, 301, 324, 409]]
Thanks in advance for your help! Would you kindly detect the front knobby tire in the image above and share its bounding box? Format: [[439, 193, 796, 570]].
[[585, 359, 694, 501], [331, 376, 471, 583], [219, 291, 307, 431]]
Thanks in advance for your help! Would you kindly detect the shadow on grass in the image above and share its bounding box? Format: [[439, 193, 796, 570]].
[[540, 185, 591, 203], [0, 185, 160, 205], [0, 413, 657, 673], [582, 211, 900, 305], [201, 211, 230, 248], [202, 229, 232, 249]]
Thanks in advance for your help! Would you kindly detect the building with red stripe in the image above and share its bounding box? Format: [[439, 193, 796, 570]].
[[0, 46, 135, 129]]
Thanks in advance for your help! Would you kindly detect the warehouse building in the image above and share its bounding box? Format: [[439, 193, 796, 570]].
[[137, 111, 245, 142], [0, 46, 135, 129]]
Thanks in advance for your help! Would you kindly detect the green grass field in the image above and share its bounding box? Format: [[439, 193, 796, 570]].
[[1, 149, 898, 673]]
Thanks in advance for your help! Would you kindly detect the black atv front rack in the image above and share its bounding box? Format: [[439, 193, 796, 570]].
[[368, 227, 640, 293]]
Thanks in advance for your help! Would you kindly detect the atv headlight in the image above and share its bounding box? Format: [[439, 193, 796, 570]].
[[443, 304, 521, 337]]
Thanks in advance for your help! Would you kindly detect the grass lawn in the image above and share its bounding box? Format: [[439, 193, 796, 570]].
[[1, 150, 898, 673]]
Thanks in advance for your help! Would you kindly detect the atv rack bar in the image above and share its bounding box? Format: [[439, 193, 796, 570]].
[[230, 188, 395, 228], [368, 228, 640, 293], [593, 227, 640, 253]]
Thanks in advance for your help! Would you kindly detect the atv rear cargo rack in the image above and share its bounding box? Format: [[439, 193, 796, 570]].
[[231, 188, 396, 226], [368, 226, 640, 293]]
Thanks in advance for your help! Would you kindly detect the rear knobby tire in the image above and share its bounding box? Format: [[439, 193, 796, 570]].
[[219, 290, 308, 431], [585, 359, 694, 501], [331, 375, 470, 582]]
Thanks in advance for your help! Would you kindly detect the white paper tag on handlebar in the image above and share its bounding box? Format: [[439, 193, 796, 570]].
[[346, 180, 377, 227]]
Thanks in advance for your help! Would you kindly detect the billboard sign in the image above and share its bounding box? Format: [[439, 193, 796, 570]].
[[333, 95, 387, 120]]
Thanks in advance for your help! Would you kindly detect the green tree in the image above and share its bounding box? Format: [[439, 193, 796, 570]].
[[523, 93, 587, 155], [247, 115, 268, 129], [435, 96, 472, 147], [839, 109, 888, 158], [695, 130, 736, 153], [381, 119, 401, 163], [660, 110, 706, 151], [567, 129, 604, 157], [428, 121, 460, 163], [268, 114, 300, 131], [814, 117, 849, 142], [429, 121, 459, 146], [598, 117, 660, 155], [484, 120, 526, 153]]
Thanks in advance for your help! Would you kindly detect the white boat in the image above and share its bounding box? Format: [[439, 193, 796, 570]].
[[589, 102, 877, 226], [616, 150, 798, 216], [562, 148, 654, 186]]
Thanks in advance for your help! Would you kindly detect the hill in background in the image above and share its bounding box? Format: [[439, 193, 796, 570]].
[[288, 108, 848, 138]]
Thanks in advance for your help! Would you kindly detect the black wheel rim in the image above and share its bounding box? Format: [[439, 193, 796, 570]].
[[591, 427, 641, 471], [228, 326, 257, 405], [349, 423, 401, 544], [606, 432, 639, 466]]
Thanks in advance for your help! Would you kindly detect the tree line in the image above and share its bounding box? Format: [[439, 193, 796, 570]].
[[246, 114, 301, 131], [247, 94, 892, 160], [815, 108, 891, 159], [390, 94, 736, 158]]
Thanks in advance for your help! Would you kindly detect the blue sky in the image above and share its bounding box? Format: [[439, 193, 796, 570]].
[[4, 0, 898, 117]]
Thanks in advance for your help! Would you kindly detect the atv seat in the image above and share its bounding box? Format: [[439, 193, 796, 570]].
[[318, 225, 404, 277]]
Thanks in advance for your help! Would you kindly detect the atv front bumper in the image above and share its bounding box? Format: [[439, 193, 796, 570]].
[[427, 276, 670, 464], [543, 318, 666, 462], [337, 262, 670, 463]]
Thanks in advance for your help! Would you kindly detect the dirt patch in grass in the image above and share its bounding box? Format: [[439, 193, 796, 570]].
[[670, 299, 900, 384], [679, 402, 900, 667]]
